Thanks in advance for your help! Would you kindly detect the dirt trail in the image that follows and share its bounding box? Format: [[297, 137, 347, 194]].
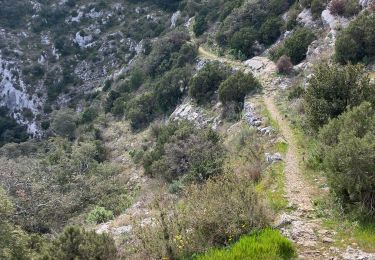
[[195, 46, 348, 259]]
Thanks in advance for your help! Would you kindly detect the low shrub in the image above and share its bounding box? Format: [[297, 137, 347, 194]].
[[198, 229, 296, 260], [86, 206, 114, 224], [276, 55, 293, 74], [136, 173, 270, 259]]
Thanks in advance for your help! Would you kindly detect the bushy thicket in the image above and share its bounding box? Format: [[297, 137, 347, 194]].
[[142, 121, 224, 183], [0, 137, 130, 233], [136, 173, 270, 259], [215, 0, 294, 58], [189, 0, 244, 36], [0, 107, 28, 147], [189, 62, 230, 104], [304, 63, 375, 129], [0, 0, 32, 28], [335, 11, 375, 64], [319, 102, 375, 217], [270, 27, 316, 64], [106, 32, 197, 130]]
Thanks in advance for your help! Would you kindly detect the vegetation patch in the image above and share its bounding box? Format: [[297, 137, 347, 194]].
[[198, 228, 296, 260]]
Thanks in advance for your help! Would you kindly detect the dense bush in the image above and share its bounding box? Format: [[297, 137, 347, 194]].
[[335, 12, 375, 64], [51, 109, 77, 139], [304, 63, 375, 129], [229, 27, 258, 58], [125, 92, 157, 130], [142, 121, 224, 183], [319, 102, 375, 217], [144, 32, 193, 77], [136, 173, 270, 258], [154, 66, 192, 113], [259, 17, 284, 45], [0, 0, 32, 28], [41, 226, 117, 259], [198, 229, 296, 260], [189, 62, 230, 104], [0, 107, 28, 147], [276, 55, 293, 74], [270, 27, 315, 64], [86, 206, 114, 224], [219, 71, 261, 105]]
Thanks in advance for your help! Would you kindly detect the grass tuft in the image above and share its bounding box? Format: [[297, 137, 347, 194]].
[[197, 228, 296, 260]]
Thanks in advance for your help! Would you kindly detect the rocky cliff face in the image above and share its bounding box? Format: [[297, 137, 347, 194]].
[[0, 0, 176, 136]]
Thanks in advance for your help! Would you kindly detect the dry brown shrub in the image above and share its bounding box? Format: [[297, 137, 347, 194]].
[[276, 55, 293, 74]]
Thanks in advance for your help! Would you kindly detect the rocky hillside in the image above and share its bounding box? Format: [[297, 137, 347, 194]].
[[1, 0, 375, 259]]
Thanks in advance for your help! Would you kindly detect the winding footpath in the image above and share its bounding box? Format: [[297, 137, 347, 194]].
[[197, 46, 375, 259]]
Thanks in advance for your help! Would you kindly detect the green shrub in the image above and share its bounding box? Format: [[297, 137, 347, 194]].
[[219, 71, 261, 105], [270, 27, 315, 64], [81, 107, 98, 124], [154, 66, 192, 112], [193, 13, 207, 36], [304, 63, 375, 129], [335, 12, 375, 64], [86, 206, 114, 224], [319, 102, 375, 217], [41, 226, 117, 259], [129, 68, 145, 90], [198, 229, 296, 260], [189, 62, 230, 104], [51, 109, 77, 139], [260, 17, 284, 45], [0, 107, 28, 147], [229, 27, 258, 58], [125, 92, 157, 130]]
